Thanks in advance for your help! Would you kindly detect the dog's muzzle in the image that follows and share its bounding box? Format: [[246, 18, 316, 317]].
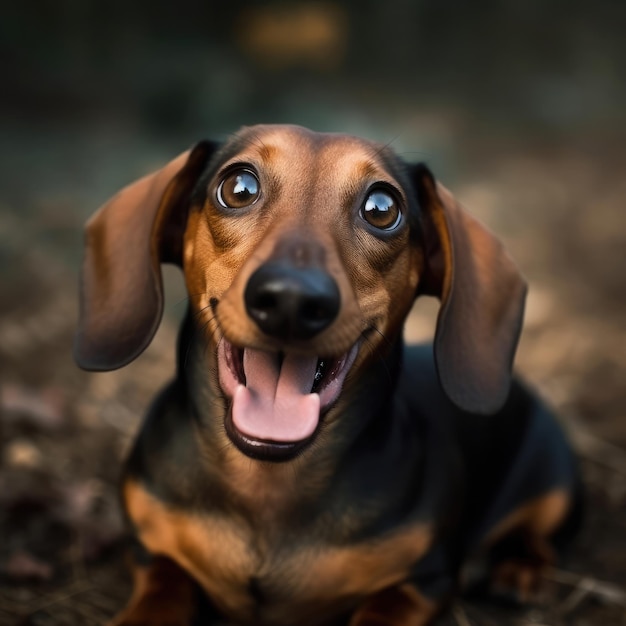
[[217, 255, 359, 460]]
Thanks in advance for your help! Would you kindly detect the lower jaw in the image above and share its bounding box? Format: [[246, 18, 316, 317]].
[[224, 410, 316, 462]]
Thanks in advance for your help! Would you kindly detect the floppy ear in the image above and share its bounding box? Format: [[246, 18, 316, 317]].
[[413, 165, 527, 414], [74, 141, 217, 372]]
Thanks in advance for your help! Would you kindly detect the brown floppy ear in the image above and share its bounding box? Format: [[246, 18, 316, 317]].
[[413, 164, 527, 414], [74, 141, 217, 371]]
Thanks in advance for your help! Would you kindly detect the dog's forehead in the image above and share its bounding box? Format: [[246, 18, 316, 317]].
[[224, 125, 400, 181]]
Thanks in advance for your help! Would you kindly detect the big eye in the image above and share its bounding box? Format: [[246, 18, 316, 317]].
[[361, 189, 401, 231], [217, 169, 260, 209]]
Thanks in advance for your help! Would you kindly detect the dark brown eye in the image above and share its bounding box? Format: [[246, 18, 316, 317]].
[[217, 169, 260, 209], [361, 189, 401, 231]]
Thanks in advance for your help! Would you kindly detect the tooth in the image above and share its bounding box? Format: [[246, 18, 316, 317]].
[[314, 360, 325, 383]]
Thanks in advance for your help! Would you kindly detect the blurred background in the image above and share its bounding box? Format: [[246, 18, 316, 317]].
[[1, 1, 625, 624]]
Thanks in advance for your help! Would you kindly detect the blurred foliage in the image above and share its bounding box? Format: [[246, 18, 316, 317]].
[[2, 0, 625, 135]]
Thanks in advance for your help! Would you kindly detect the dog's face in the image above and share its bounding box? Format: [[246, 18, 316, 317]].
[[181, 126, 423, 457], [75, 124, 526, 460]]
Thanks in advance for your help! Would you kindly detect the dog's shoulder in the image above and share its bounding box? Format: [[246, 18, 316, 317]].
[[124, 380, 217, 509]]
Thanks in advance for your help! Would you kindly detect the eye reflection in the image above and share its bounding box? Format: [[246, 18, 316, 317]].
[[361, 190, 401, 231], [217, 169, 260, 209]]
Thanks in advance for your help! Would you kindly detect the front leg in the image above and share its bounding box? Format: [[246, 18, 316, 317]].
[[349, 584, 440, 626], [109, 553, 200, 626]]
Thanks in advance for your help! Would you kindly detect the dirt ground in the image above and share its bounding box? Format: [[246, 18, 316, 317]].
[[0, 122, 624, 626]]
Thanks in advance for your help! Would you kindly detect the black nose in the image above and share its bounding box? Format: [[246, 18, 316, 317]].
[[245, 262, 340, 341]]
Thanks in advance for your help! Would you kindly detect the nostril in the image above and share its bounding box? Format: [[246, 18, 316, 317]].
[[247, 279, 288, 323]]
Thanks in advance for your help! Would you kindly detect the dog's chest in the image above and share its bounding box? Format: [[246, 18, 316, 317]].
[[126, 480, 432, 624], [184, 516, 431, 624]]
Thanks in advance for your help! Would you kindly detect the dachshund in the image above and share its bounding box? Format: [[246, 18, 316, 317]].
[[75, 124, 580, 625]]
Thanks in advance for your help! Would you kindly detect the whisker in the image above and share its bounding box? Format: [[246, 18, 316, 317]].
[[184, 313, 219, 372], [246, 131, 270, 155], [172, 295, 190, 309], [370, 325, 395, 350], [192, 304, 213, 319], [370, 134, 400, 161]]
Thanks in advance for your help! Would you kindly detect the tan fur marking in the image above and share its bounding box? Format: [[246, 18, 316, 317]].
[[484, 489, 570, 547], [124, 479, 255, 617], [124, 479, 433, 624], [302, 524, 434, 600]]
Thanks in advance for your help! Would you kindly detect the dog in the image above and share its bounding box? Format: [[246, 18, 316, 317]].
[[75, 125, 580, 625]]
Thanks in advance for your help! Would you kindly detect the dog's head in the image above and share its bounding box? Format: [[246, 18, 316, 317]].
[[75, 125, 526, 458]]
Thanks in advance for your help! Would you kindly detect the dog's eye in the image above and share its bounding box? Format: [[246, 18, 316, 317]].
[[217, 169, 260, 209], [361, 190, 401, 231]]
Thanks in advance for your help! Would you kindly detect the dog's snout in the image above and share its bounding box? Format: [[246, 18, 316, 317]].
[[245, 263, 340, 341]]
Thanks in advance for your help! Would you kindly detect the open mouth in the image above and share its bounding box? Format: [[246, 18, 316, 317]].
[[217, 339, 359, 461]]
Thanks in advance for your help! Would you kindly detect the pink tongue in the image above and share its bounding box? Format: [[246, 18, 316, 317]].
[[232, 349, 321, 442]]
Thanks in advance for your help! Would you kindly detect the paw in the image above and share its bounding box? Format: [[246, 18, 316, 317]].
[[108, 604, 194, 626], [349, 584, 438, 626], [489, 558, 547, 605], [487, 533, 555, 606]]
